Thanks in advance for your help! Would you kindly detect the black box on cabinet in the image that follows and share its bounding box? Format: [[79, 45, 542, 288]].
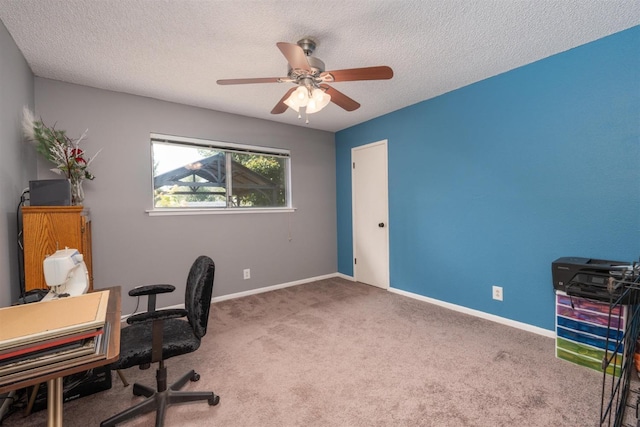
[[29, 179, 71, 206]]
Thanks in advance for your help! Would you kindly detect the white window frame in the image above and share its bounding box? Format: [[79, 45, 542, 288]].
[[147, 133, 294, 216]]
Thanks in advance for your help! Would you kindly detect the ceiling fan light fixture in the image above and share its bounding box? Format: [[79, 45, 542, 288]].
[[284, 86, 309, 112], [306, 88, 331, 114]]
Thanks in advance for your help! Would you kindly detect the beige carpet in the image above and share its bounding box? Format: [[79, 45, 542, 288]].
[[2, 277, 602, 426]]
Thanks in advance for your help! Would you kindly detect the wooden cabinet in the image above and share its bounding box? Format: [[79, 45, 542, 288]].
[[22, 206, 93, 292]]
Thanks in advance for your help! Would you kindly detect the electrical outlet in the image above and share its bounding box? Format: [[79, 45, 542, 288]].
[[492, 285, 503, 301], [243, 269, 251, 280]]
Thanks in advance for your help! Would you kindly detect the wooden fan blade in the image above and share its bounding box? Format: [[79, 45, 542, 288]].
[[277, 42, 311, 72], [217, 77, 284, 85], [320, 84, 360, 111], [320, 66, 393, 82], [271, 87, 297, 114]]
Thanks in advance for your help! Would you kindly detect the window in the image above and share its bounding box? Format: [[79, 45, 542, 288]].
[[151, 134, 291, 210]]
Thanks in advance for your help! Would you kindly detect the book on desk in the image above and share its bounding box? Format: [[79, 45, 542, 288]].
[[0, 291, 111, 386]]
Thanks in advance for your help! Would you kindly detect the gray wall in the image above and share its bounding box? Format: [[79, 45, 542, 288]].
[[0, 20, 35, 307], [34, 78, 337, 315]]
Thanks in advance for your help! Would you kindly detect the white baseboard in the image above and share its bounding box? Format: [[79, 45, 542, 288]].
[[121, 272, 345, 320], [210, 273, 555, 338], [387, 287, 555, 338], [211, 272, 342, 303], [334, 273, 355, 281], [122, 272, 554, 339], [214, 272, 554, 338]]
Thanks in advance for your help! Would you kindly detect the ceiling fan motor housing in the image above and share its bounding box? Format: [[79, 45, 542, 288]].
[[297, 38, 317, 55], [288, 56, 326, 80]]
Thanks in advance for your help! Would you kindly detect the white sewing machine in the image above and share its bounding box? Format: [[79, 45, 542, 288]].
[[42, 248, 90, 301]]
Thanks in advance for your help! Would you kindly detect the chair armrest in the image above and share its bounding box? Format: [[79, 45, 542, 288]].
[[127, 308, 188, 325], [128, 284, 175, 297]]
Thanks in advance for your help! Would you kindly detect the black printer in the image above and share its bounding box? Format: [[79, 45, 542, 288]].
[[552, 257, 634, 302]]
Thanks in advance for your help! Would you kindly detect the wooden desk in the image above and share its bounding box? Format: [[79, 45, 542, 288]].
[[0, 287, 121, 427]]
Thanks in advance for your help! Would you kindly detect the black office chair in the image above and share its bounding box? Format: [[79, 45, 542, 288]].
[[101, 255, 220, 427]]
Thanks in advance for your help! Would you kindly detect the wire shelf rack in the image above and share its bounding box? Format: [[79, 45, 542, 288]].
[[599, 264, 640, 427]]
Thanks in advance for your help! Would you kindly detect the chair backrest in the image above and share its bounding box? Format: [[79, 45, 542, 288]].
[[185, 255, 215, 339]]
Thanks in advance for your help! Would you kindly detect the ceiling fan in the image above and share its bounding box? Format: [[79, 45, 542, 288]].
[[216, 38, 393, 120]]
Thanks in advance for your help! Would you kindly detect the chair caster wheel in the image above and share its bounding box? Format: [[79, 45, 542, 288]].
[[191, 372, 200, 382], [208, 395, 220, 406]]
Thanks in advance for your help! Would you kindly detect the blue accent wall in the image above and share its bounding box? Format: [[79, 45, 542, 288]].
[[336, 26, 640, 331]]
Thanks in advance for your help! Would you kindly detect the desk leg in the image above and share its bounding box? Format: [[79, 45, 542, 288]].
[[47, 378, 63, 427], [25, 383, 40, 416]]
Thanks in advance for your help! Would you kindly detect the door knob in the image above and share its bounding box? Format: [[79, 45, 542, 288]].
[[378, 222, 385, 228]]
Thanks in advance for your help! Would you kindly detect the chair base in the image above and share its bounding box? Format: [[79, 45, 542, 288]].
[[101, 368, 219, 427]]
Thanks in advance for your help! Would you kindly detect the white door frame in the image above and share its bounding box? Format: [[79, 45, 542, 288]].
[[351, 139, 390, 289]]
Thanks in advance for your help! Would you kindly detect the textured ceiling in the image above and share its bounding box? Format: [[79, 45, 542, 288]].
[[0, 1, 638, 132]]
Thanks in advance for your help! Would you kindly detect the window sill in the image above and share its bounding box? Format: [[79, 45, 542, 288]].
[[146, 207, 296, 217]]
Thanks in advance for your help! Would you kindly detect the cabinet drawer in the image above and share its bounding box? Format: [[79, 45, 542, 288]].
[[557, 316, 623, 341], [556, 305, 623, 329], [557, 326, 621, 352], [557, 348, 620, 376], [556, 337, 621, 367]]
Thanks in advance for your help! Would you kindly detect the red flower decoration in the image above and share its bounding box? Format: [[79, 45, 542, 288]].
[[71, 148, 86, 164]]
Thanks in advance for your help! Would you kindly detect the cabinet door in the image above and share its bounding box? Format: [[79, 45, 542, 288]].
[[22, 207, 85, 291]]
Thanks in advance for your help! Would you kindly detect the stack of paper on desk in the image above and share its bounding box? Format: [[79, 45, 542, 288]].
[[0, 291, 110, 385]]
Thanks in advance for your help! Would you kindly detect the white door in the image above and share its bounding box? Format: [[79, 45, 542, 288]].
[[352, 140, 389, 289]]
